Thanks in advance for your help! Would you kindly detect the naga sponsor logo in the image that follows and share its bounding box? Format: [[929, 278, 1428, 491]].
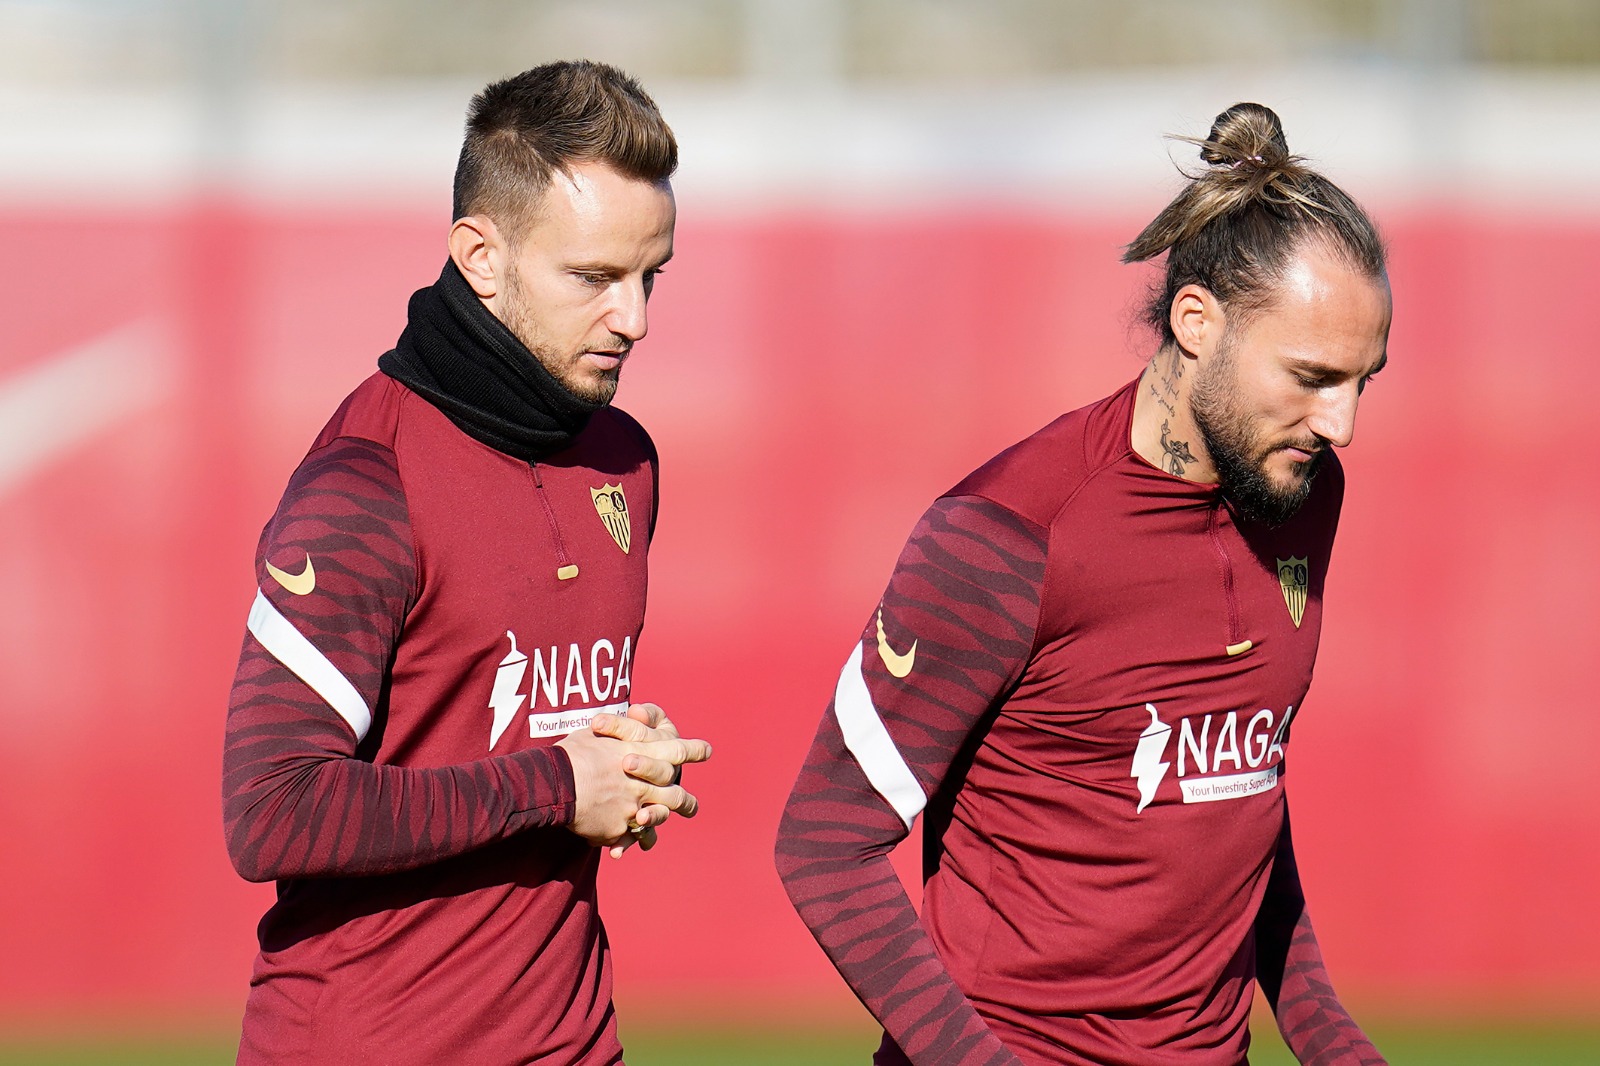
[[1128, 701, 1296, 812], [486, 630, 634, 749]]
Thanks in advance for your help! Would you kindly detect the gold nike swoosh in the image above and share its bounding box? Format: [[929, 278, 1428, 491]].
[[1225, 639, 1254, 657], [875, 607, 917, 678], [266, 553, 316, 596]]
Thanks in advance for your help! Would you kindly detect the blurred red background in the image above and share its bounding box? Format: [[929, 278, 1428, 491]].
[[0, 199, 1596, 1033]]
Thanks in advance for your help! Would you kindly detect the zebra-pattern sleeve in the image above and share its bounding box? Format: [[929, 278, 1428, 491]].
[[775, 495, 1047, 1066], [222, 437, 574, 883], [1255, 810, 1388, 1065]]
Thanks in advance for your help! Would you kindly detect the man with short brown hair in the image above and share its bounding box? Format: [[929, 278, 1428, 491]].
[[223, 61, 709, 1065]]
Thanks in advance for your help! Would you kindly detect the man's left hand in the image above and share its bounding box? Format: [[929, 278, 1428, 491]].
[[594, 703, 706, 859]]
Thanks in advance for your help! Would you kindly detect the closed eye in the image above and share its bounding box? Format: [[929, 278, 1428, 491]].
[[1358, 353, 1388, 394]]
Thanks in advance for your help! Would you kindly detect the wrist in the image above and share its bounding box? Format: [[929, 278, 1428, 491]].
[[509, 744, 577, 829]]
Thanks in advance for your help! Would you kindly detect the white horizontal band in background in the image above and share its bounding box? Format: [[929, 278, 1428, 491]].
[[2, 68, 1598, 215]]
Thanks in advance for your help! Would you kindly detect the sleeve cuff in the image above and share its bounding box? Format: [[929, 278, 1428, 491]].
[[509, 743, 577, 830]]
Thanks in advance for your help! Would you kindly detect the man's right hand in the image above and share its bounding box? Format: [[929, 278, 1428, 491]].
[[557, 711, 711, 850]]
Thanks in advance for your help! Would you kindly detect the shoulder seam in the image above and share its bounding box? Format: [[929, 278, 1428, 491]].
[[1028, 450, 1130, 664], [298, 432, 400, 469], [387, 398, 422, 620], [937, 490, 1051, 539], [1052, 448, 1131, 528]]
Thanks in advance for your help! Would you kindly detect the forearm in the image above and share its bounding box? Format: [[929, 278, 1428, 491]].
[[223, 716, 574, 881], [1256, 814, 1386, 1066], [1265, 911, 1385, 1066], [776, 753, 1020, 1066]]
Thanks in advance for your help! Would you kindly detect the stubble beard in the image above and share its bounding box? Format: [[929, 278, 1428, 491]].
[[500, 262, 622, 406], [1189, 341, 1321, 528]]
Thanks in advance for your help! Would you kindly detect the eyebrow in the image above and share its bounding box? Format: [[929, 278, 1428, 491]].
[[1286, 352, 1387, 379], [566, 252, 674, 274]]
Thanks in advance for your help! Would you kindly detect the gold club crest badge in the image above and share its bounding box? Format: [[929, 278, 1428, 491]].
[[1277, 557, 1309, 628], [590, 484, 631, 554]]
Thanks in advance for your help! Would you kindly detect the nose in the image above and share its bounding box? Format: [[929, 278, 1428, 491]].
[[605, 278, 649, 343], [1307, 383, 1360, 449]]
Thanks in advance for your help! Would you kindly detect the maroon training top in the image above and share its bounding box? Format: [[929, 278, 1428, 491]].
[[224, 372, 655, 1065], [778, 378, 1380, 1065]]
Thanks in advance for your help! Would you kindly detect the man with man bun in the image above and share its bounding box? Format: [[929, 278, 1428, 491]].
[[777, 103, 1390, 1065], [222, 61, 709, 1064]]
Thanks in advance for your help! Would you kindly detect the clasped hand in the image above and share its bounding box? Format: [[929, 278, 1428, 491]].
[[557, 703, 711, 858]]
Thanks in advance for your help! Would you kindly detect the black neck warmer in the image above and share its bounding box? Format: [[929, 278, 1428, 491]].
[[378, 261, 601, 461]]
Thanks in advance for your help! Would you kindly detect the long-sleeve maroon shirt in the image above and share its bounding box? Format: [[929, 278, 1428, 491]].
[[777, 379, 1383, 1065], [224, 372, 656, 1065]]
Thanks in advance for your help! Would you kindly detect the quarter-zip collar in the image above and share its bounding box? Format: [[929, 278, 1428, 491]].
[[528, 462, 581, 581]]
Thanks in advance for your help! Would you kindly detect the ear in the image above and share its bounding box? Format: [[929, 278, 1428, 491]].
[[448, 216, 504, 299], [1169, 284, 1225, 360]]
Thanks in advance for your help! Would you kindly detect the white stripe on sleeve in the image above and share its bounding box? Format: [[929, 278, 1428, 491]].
[[832, 643, 926, 829], [246, 589, 373, 743]]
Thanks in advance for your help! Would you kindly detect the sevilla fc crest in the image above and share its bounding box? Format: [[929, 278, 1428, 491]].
[[590, 484, 631, 554], [1276, 556, 1309, 628]]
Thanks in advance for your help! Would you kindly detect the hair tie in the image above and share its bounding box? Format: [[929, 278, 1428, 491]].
[[1230, 154, 1264, 169]]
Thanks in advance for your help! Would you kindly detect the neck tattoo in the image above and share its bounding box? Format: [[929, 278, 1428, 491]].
[[1148, 348, 1183, 418], [1159, 419, 1197, 477]]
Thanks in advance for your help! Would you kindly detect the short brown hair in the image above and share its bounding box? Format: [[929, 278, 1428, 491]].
[[452, 60, 678, 239], [1124, 103, 1385, 344]]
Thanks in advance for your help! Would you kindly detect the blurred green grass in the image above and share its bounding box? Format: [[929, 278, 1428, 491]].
[[1, 1020, 1596, 1064], [1245, 1020, 1600, 1065]]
